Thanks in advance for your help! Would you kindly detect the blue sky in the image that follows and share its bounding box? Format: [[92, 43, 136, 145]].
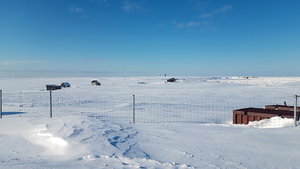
[[0, 0, 300, 77]]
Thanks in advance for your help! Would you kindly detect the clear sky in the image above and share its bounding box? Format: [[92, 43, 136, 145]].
[[0, 0, 300, 77]]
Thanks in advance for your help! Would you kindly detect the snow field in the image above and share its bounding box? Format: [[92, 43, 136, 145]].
[[0, 116, 194, 169], [1, 76, 300, 168], [0, 116, 299, 169]]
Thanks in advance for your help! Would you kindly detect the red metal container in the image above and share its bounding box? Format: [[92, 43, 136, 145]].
[[233, 107, 294, 124], [265, 105, 299, 120], [265, 105, 300, 111]]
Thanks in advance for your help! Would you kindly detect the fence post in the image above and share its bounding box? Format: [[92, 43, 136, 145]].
[[50, 90, 53, 118], [294, 95, 298, 127], [0, 90, 2, 119], [133, 95, 135, 124]]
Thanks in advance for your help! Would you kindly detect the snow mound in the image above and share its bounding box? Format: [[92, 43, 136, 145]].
[[249, 116, 295, 128], [0, 117, 194, 168], [212, 77, 300, 87], [79, 155, 194, 169]]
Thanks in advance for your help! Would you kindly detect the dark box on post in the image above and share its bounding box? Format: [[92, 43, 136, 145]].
[[46, 85, 61, 91]]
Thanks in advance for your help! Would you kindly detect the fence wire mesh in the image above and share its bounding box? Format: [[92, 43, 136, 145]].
[[0, 90, 298, 126]]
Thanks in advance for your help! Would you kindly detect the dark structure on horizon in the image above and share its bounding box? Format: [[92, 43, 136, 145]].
[[61, 82, 71, 88], [91, 80, 101, 86], [167, 78, 176, 83]]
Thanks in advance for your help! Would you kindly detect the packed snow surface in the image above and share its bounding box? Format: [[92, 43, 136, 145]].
[[0, 76, 300, 168], [249, 116, 295, 128]]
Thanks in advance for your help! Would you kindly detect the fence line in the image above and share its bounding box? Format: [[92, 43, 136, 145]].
[[0, 90, 299, 126], [295, 95, 299, 127], [0, 90, 2, 119]]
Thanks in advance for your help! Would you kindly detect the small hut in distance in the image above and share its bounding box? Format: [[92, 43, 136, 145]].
[[167, 78, 176, 83], [91, 80, 101, 86], [61, 82, 71, 88]]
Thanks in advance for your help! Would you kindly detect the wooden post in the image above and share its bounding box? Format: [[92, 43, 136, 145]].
[[0, 90, 2, 119], [50, 90, 53, 118], [133, 95, 135, 124], [294, 95, 298, 127]]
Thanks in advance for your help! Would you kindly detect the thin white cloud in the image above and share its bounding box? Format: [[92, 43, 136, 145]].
[[69, 5, 85, 14], [83, 58, 107, 63], [172, 5, 232, 29], [0, 60, 47, 66], [121, 1, 143, 13], [172, 20, 210, 28], [88, 0, 110, 4], [199, 5, 232, 19], [187, 0, 210, 10]]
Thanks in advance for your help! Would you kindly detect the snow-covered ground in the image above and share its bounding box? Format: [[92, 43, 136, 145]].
[[0, 76, 300, 168]]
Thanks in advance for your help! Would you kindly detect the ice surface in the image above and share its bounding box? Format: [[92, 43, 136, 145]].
[[0, 76, 300, 168]]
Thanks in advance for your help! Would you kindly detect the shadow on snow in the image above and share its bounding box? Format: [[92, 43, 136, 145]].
[[1, 112, 26, 115]]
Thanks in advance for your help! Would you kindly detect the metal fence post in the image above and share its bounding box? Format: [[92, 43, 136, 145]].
[[0, 90, 2, 119], [294, 95, 298, 127], [50, 90, 53, 118], [133, 94, 135, 124]]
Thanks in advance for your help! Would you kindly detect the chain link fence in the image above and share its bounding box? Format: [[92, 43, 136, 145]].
[[0, 90, 299, 126]]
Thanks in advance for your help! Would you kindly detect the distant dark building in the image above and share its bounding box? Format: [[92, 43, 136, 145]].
[[61, 82, 71, 88], [91, 80, 101, 86], [167, 78, 176, 83]]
